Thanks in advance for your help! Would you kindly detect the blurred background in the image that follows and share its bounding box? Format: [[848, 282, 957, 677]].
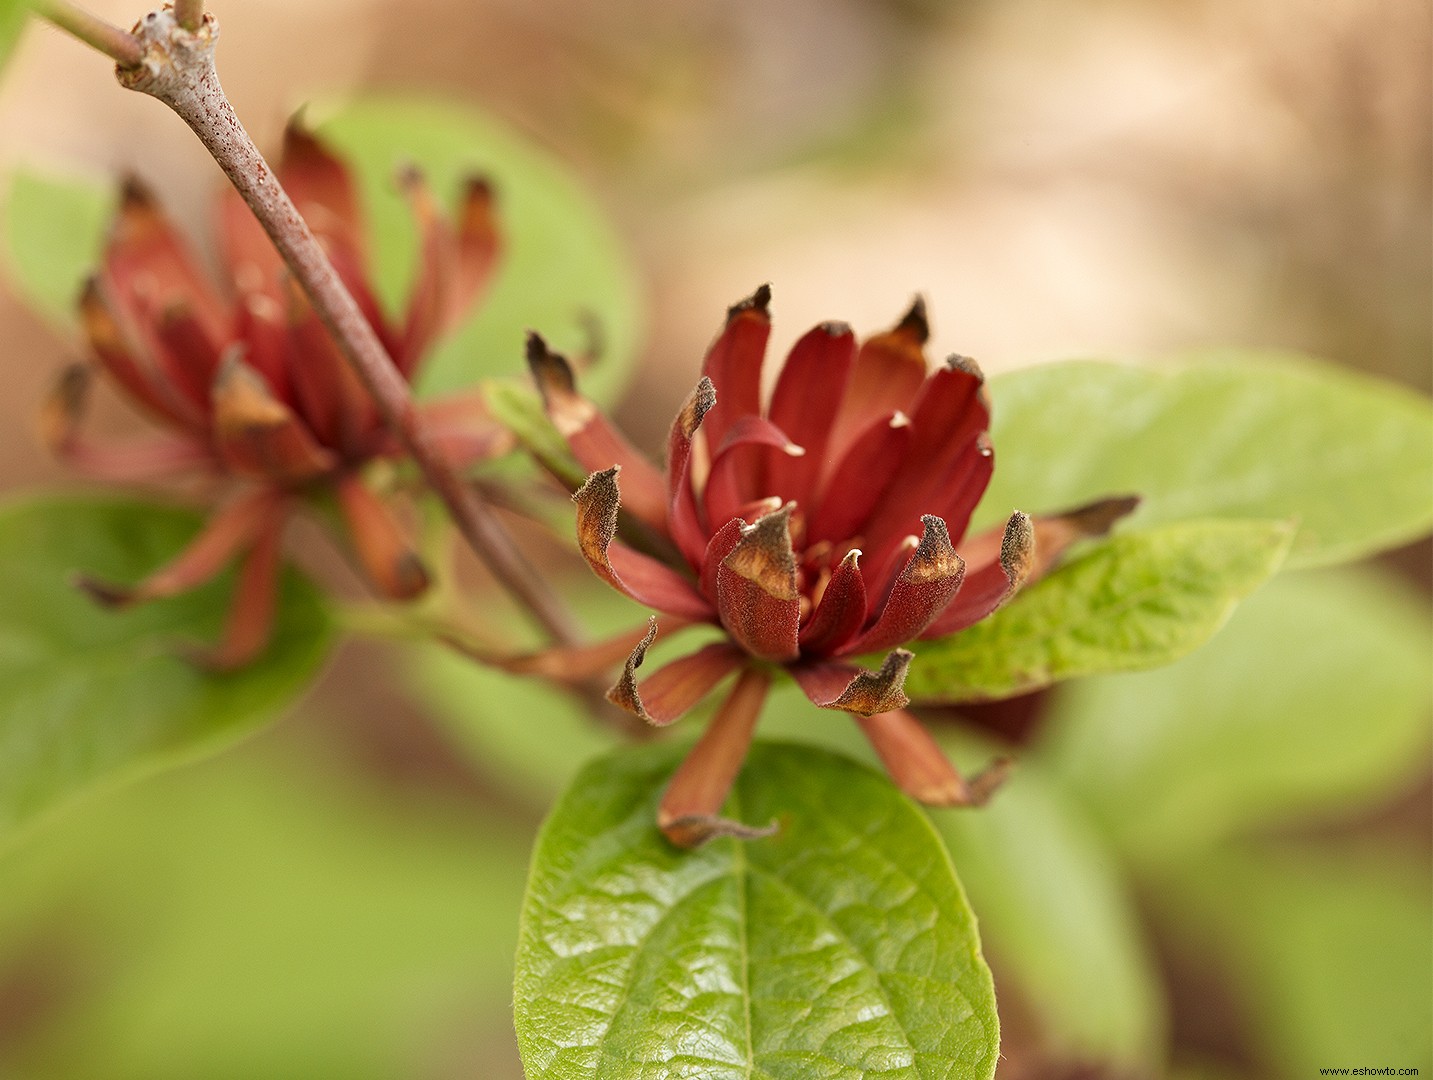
[[0, 0, 1427, 1077]]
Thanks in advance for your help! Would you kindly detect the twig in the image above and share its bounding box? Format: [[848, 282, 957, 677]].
[[96, 7, 582, 644], [35, 1, 145, 67]]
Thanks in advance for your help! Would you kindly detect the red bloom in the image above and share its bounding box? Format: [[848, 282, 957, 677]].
[[45, 122, 511, 667], [532, 286, 1135, 845]]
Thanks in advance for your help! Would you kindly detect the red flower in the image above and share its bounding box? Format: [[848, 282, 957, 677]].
[[531, 286, 1135, 845], [44, 122, 511, 667]]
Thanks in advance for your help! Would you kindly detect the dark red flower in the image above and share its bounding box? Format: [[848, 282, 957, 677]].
[[44, 121, 511, 667], [531, 286, 1136, 845]]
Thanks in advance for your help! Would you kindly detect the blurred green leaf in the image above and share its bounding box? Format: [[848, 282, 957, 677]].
[[1148, 845, 1432, 1080], [317, 97, 643, 405], [0, 738, 530, 1080], [1042, 566, 1433, 858], [934, 733, 1165, 1072], [0, 0, 31, 76], [514, 741, 999, 1080], [0, 496, 332, 845], [0, 168, 112, 327], [482, 378, 586, 488], [905, 519, 1293, 703], [975, 357, 1433, 568]]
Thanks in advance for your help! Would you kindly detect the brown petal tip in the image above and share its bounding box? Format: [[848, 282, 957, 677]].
[[963, 756, 1014, 807], [1063, 495, 1142, 537], [118, 173, 157, 212], [73, 572, 136, 609], [659, 812, 780, 849], [944, 353, 985, 384], [727, 283, 772, 321], [676, 377, 717, 439], [605, 616, 659, 722], [907, 516, 964, 584], [895, 295, 929, 343], [1000, 511, 1035, 587], [818, 320, 853, 338], [41, 364, 93, 452], [830, 649, 914, 716], [525, 332, 577, 399], [724, 502, 798, 601], [573, 465, 622, 549]]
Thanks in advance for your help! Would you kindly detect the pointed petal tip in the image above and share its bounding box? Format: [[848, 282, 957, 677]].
[[1001, 511, 1035, 584], [818, 319, 853, 338], [605, 616, 660, 723], [118, 173, 156, 211], [676, 376, 717, 438], [526, 332, 577, 399], [909, 515, 964, 583], [727, 283, 772, 321], [1069, 494, 1142, 534], [826, 649, 914, 716], [659, 812, 780, 849], [41, 364, 93, 451], [921, 756, 1014, 808], [73, 572, 136, 610], [725, 501, 798, 598], [944, 353, 985, 383], [897, 295, 929, 343]]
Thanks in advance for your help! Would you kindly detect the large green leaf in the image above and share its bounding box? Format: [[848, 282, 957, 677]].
[[514, 741, 1000, 1080], [317, 97, 643, 405], [976, 357, 1433, 568], [904, 519, 1293, 703], [0, 168, 112, 326], [934, 733, 1164, 1072], [0, 736, 530, 1080], [1042, 566, 1433, 858], [0, 496, 332, 845], [1147, 845, 1432, 1080]]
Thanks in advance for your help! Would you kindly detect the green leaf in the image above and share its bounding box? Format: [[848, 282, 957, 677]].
[[0, 168, 112, 326], [0, 496, 332, 845], [0, 0, 30, 76], [905, 519, 1293, 703], [976, 357, 1433, 568], [1042, 565, 1433, 858], [933, 733, 1164, 1072], [514, 740, 999, 1080], [316, 97, 644, 405], [1146, 844, 1432, 1079], [0, 736, 530, 1079]]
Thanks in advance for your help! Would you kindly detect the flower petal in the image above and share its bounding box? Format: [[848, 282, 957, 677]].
[[798, 548, 867, 657], [187, 513, 285, 671], [572, 467, 712, 619], [839, 515, 966, 656], [791, 649, 913, 716], [152, 302, 223, 413], [607, 622, 745, 726], [765, 321, 857, 506], [80, 278, 203, 431], [960, 495, 1141, 586], [698, 517, 745, 606], [699, 284, 771, 449], [284, 280, 376, 452], [657, 666, 776, 848], [856, 355, 991, 559], [805, 409, 911, 546], [667, 376, 717, 567], [395, 166, 459, 372], [335, 474, 430, 601], [453, 177, 501, 320], [921, 510, 1034, 638], [102, 177, 229, 355], [856, 708, 1011, 807], [416, 392, 518, 469], [76, 488, 283, 608], [277, 119, 365, 263], [701, 415, 805, 534], [211, 355, 338, 483], [827, 297, 929, 460], [529, 335, 668, 529], [715, 503, 801, 661]]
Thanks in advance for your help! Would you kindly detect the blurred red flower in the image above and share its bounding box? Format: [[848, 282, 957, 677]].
[[45, 122, 511, 667], [531, 286, 1135, 845]]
